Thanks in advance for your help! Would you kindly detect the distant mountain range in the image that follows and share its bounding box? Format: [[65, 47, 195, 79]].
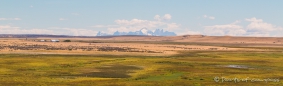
[[97, 28, 177, 36], [0, 28, 176, 38]]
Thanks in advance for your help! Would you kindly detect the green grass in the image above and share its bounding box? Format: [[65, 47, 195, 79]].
[[0, 51, 283, 85], [141, 72, 184, 81]]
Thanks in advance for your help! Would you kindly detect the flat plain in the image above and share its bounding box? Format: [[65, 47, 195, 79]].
[[0, 35, 283, 86]]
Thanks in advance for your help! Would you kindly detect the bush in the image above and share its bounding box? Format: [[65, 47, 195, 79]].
[[63, 40, 71, 42]]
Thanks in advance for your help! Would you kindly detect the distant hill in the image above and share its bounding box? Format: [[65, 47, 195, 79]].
[[97, 28, 177, 36], [0, 34, 152, 38], [0, 34, 90, 38]]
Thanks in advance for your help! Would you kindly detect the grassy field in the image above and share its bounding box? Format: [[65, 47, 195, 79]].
[[0, 51, 282, 86]]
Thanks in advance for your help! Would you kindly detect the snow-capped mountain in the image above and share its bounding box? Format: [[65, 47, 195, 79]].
[[140, 28, 154, 36], [96, 31, 110, 36], [96, 28, 176, 36]]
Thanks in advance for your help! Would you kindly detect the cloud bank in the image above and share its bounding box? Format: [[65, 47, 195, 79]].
[[0, 26, 97, 36], [204, 17, 283, 37], [93, 14, 196, 35], [0, 16, 282, 37]]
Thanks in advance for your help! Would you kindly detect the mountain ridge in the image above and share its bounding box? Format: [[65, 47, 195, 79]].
[[97, 28, 177, 36]]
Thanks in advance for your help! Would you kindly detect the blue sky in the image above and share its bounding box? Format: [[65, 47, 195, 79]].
[[0, 0, 282, 36]]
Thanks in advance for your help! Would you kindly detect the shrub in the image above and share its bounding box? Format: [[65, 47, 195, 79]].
[[63, 40, 71, 42]]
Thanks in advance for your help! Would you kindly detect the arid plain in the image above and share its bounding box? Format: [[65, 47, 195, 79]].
[[0, 35, 283, 86]]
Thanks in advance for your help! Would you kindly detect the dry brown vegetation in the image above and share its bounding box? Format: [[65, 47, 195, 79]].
[[2, 35, 282, 55]]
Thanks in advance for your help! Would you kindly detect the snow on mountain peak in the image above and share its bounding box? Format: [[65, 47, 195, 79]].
[[97, 28, 176, 36], [140, 28, 148, 35]]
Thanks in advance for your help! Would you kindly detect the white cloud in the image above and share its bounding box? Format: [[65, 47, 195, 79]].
[[178, 29, 201, 35], [154, 15, 161, 21], [244, 17, 283, 37], [204, 22, 246, 36], [246, 17, 282, 32], [62, 28, 97, 36], [246, 17, 263, 22], [203, 17, 283, 37], [30, 5, 33, 8], [203, 15, 215, 20], [165, 23, 180, 30], [107, 27, 130, 34], [0, 18, 21, 20], [163, 14, 172, 20], [59, 18, 67, 21], [154, 14, 172, 21], [0, 25, 97, 36], [106, 15, 178, 34], [0, 25, 53, 34], [92, 14, 204, 35], [2, 17, 281, 37]]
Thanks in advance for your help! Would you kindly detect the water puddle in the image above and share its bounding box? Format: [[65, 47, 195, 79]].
[[217, 65, 253, 69]]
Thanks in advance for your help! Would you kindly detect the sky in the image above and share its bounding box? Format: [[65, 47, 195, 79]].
[[0, 0, 283, 37]]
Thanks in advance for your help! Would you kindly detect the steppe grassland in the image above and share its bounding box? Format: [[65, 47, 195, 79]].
[[0, 38, 283, 85], [0, 52, 283, 85]]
